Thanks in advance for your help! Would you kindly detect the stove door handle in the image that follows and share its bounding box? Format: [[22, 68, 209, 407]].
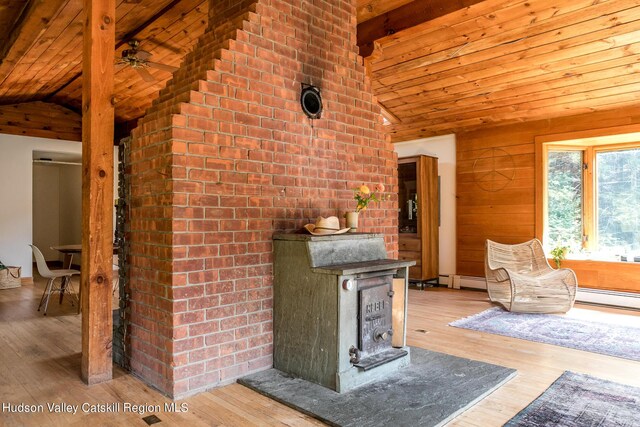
[[349, 346, 361, 364]]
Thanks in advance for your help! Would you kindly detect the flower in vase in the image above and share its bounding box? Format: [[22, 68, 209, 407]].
[[353, 182, 387, 213]]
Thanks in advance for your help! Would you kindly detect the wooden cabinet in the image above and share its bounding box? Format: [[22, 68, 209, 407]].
[[398, 155, 439, 283]]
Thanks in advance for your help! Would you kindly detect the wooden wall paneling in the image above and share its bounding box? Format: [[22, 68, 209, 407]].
[[0, 101, 81, 141], [457, 143, 534, 162], [561, 260, 640, 293], [456, 121, 542, 277], [0, 127, 78, 141], [81, 0, 115, 385], [458, 204, 535, 216], [456, 106, 640, 291]]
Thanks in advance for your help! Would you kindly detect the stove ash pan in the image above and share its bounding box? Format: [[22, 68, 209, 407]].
[[273, 233, 414, 393]]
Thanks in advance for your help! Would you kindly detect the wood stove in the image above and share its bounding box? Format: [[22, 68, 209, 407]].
[[273, 233, 414, 392]]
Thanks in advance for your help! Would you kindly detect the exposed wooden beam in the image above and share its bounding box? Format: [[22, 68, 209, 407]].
[[356, 0, 414, 23], [357, 0, 484, 57], [81, 0, 115, 386], [0, 0, 68, 85]]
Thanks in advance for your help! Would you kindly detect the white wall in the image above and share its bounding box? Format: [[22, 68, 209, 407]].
[[33, 164, 61, 261], [31, 162, 82, 262], [59, 164, 82, 246], [0, 134, 81, 277], [395, 134, 457, 276]]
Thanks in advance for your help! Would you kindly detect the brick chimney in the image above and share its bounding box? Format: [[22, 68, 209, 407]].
[[127, 0, 398, 398]]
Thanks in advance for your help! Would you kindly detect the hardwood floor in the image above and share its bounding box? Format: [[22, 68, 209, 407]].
[[1, 277, 639, 426], [407, 288, 640, 426]]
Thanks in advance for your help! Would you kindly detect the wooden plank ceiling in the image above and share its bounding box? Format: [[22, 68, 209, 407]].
[[0, 0, 208, 123], [371, 0, 640, 141], [1, 0, 640, 141]]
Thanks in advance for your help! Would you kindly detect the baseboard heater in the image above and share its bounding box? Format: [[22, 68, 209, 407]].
[[453, 275, 640, 310], [576, 288, 640, 310]]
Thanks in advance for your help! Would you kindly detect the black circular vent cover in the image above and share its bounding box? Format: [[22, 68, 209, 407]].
[[300, 84, 322, 119]]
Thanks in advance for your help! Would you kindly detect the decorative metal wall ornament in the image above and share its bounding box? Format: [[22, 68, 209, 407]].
[[472, 147, 516, 192], [114, 136, 131, 369], [300, 83, 322, 119]]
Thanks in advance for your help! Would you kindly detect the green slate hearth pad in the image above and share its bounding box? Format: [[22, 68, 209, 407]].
[[238, 347, 516, 427]]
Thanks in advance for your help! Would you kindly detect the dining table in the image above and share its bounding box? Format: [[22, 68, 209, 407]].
[[51, 244, 82, 269], [51, 244, 119, 304]]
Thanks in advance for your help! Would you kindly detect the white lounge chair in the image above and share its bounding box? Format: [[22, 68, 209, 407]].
[[485, 239, 578, 313]]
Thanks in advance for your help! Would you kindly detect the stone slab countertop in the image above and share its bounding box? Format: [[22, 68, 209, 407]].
[[273, 232, 383, 241], [311, 259, 415, 275]]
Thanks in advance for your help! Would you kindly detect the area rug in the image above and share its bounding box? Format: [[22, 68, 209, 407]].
[[505, 371, 640, 426], [238, 347, 516, 427], [449, 307, 640, 361]]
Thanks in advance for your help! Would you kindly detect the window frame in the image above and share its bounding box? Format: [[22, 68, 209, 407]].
[[544, 146, 587, 249], [536, 129, 640, 257]]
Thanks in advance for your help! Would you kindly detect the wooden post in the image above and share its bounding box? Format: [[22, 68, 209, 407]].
[[81, 0, 115, 385]]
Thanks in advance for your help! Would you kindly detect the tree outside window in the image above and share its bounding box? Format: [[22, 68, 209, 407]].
[[545, 145, 640, 260]]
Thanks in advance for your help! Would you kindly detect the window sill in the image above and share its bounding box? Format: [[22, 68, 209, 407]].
[[561, 254, 640, 264]]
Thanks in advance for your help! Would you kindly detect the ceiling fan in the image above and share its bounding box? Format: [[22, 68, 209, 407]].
[[116, 40, 179, 83]]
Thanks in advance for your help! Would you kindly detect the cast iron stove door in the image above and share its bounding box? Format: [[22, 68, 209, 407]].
[[355, 275, 407, 370]]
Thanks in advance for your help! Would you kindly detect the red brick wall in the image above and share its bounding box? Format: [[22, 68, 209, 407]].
[[128, 0, 398, 398]]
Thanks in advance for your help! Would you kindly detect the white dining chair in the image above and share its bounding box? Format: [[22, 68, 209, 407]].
[[30, 244, 80, 315], [112, 254, 119, 295]]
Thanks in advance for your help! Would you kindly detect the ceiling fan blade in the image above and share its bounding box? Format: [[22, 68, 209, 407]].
[[135, 67, 156, 83], [146, 61, 179, 73]]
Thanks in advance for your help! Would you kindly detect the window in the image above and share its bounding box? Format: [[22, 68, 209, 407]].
[[542, 138, 640, 260], [596, 148, 640, 254], [546, 150, 583, 249]]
